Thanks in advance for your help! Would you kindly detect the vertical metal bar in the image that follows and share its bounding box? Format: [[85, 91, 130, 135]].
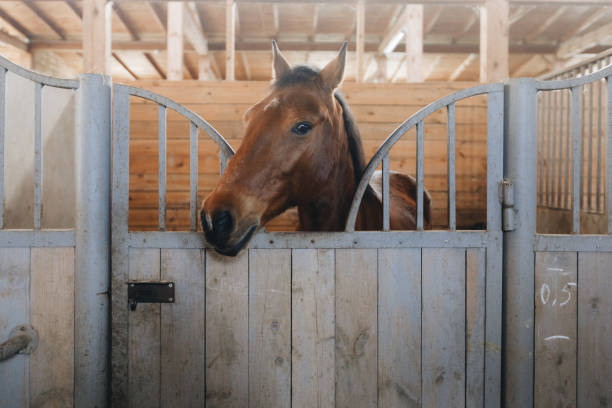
[[572, 86, 581, 234], [158, 105, 166, 231], [382, 153, 390, 231], [580, 67, 586, 211], [564, 80, 571, 209], [552, 89, 559, 207], [538, 92, 545, 205], [545, 90, 552, 206], [189, 122, 198, 232], [588, 78, 594, 210], [416, 120, 424, 231], [596, 62, 603, 212], [0, 68, 5, 229], [607, 76, 612, 233], [33, 82, 42, 230], [556, 87, 565, 209], [76, 74, 111, 407], [503, 79, 538, 408], [447, 103, 456, 230]]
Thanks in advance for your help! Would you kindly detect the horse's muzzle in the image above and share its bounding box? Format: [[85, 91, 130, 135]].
[[201, 209, 256, 256]]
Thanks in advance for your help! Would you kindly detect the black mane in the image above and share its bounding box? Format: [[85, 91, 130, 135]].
[[273, 65, 368, 184]]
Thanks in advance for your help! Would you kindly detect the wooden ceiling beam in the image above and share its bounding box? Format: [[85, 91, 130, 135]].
[[148, 3, 167, 31], [449, 52, 476, 80], [64, 0, 82, 19], [82, 0, 111, 74], [184, 2, 208, 54], [523, 6, 567, 42], [424, 6, 442, 33], [453, 10, 477, 42], [423, 55, 442, 80], [479, 0, 508, 82], [23, 0, 66, 40], [226, 0, 236, 80], [356, 0, 365, 82], [509, 6, 535, 25], [560, 8, 609, 42], [379, 6, 408, 54], [144, 52, 167, 79], [556, 20, 612, 58], [405, 5, 423, 82], [390, 54, 407, 82], [272, 3, 279, 35], [0, 31, 28, 51], [167, 2, 184, 80], [241, 50, 251, 80], [113, 3, 140, 41], [0, 8, 32, 39], [113, 52, 139, 79]]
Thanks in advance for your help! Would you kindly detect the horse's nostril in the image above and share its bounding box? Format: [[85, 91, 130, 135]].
[[212, 210, 234, 237]]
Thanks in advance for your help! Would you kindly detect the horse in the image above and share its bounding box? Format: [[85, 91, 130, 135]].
[[201, 41, 431, 256]]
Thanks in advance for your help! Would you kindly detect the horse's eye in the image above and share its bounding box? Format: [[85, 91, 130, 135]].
[[291, 121, 313, 136]]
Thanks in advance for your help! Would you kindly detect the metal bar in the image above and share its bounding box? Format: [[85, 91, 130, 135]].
[[607, 76, 612, 233], [487, 90, 503, 233], [546, 90, 552, 206], [538, 92, 545, 205], [447, 103, 456, 230], [536, 234, 612, 252], [555, 88, 565, 208], [580, 68, 586, 211], [33, 82, 42, 230], [588, 78, 594, 210], [596, 62, 603, 212], [552, 89, 558, 207], [189, 122, 198, 231], [382, 153, 390, 231], [572, 86, 581, 234], [158, 104, 166, 231], [0, 229, 75, 247], [75, 74, 111, 407], [416, 120, 424, 231], [0, 53, 78, 89], [564, 79, 571, 209], [0, 68, 5, 229]]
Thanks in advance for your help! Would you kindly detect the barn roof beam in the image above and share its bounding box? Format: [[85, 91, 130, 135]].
[[113, 52, 139, 79], [559, 8, 609, 42], [23, 0, 66, 40], [423, 55, 442, 80], [424, 6, 442, 33], [523, 6, 567, 42], [0, 31, 28, 51], [405, 5, 423, 82], [148, 2, 167, 31], [64, 0, 82, 19], [355, 0, 365, 82], [479, 0, 508, 82], [449, 53, 477, 80], [226, 0, 236, 80], [379, 6, 409, 54], [144, 53, 167, 79], [556, 20, 612, 58], [0, 8, 32, 39], [82, 0, 111, 74], [509, 5, 535, 25], [167, 2, 184, 80]]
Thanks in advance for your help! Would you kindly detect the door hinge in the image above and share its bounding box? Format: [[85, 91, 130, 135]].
[[501, 179, 515, 231]]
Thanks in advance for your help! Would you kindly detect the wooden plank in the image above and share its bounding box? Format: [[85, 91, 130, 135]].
[[335, 248, 377, 408], [205, 250, 249, 407], [466, 248, 486, 407], [479, 0, 508, 82], [225, 0, 236, 81], [167, 2, 184, 80], [578, 252, 612, 408], [0, 248, 30, 407], [291, 249, 335, 408], [355, 1, 365, 82], [82, 0, 110, 74], [29, 247, 75, 408], [378, 248, 421, 407], [128, 248, 161, 408], [534, 251, 577, 408], [422, 248, 465, 407], [160, 249, 206, 406], [405, 5, 423, 82], [248, 249, 291, 407]]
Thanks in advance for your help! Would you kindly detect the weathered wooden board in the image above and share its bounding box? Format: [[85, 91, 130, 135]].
[[205, 250, 249, 407], [29, 247, 75, 408], [422, 248, 466, 407], [160, 249, 206, 406], [291, 249, 335, 408], [377, 248, 421, 407], [0, 248, 30, 408], [578, 252, 612, 408], [534, 251, 577, 408], [335, 248, 377, 408], [466, 248, 486, 407], [128, 248, 161, 408], [248, 249, 292, 408]]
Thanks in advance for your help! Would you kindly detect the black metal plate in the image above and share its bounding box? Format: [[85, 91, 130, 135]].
[[128, 281, 175, 311]]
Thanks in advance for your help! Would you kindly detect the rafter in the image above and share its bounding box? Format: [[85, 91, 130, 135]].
[[560, 8, 609, 42], [184, 55, 197, 79], [226, 0, 235, 80], [423, 55, 442, 80], [425, 6, 442, 33], [113, 3, 139, 40], [453, 10, 478, 42], [184, 2, 208, 55], [379, 6, 409, 54], [310, 4, 319, 39], [524, 6, 567, 42], [511, 54, 540, 76], [557, 20, 612, 58], [113, 52, 139, 79], [241, 51, 251, 80], [356, 0, 365, 82], [509, 5, 535, 25], [0, 8, 32, 39], [449, 53, 477, 80], [0, 30, 28, 51], [167, 2, 184, 80], [148, 2, 167, 31], [144, 53, 166, 79], [23, 0, 65, 40], [390, 55, 407, 82], [64, 0, 82, 19]]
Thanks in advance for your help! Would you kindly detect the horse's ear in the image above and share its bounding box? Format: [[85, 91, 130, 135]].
[[272, 40, 290, 79], [320, 42, 348, 91]]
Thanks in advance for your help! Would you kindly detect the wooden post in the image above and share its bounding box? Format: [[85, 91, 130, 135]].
[[167, 2, 183, 81], [82, 0, 111, 74], [405, 5, 423, 82], [226, 0, 235, 81], [374, 53, 387, 83], [356, 0, 365, 83], [480, 0, 509, 82]]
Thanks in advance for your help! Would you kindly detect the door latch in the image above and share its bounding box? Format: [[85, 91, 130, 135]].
[[128, 281, 175, 311]]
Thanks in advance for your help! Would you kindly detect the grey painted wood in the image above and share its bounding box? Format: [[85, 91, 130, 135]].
[[158, 105, 166, 231], [33, 82, 42, 230], [0, 248, 29, 408], [607, 77, 612, 233], [335, 248, 377, 408], [466, 248, 485, 408], [128, 249, 161, 408], [189, 122, 198, 232], [578, 252, 612, 408], [534, 252, 577, 408], [416, 120, 424, 231], [0, 67, 5, 230], [249, 249, 291, 408], [206, 250, 249, 407], [377, 248, 421, 407], [422, 248, 465, 408], [291, 249, 335, 408], [484, 235, 503, 407], [160, 249, 206, 406], [382, 154, 390, 231], [0, 230, 75, 247], [30, 247, 75, 408], [447, 103, 456, 230]]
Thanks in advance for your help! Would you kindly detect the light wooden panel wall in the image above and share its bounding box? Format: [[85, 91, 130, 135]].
[[127, 81, 488, 231], [534, 251, 612, 408], [0, 247, 75, 408], [123, 246, 486, 407]]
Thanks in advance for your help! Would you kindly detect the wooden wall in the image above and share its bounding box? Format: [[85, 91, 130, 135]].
[[128, 81, 488, 231]]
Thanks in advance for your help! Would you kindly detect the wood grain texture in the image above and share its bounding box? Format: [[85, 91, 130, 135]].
[[206, 250, 249, 407], [422, 248, 466, 407], [291, 249, 335, 408], [466, 248, 486, 407], [248, 249, 291, 408], [29, 247, 75, 408], [128, 248, 161, 408], [578, 252, 612, 408], [0, 248, 30, 408], [160, 249, 206, 406], [377, 248, 421, 407], [534, 251, 577, 408], [335, 248, 377, 408]]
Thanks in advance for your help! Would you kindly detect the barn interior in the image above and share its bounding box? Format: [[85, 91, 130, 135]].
[[0, 0, 610, 232]]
